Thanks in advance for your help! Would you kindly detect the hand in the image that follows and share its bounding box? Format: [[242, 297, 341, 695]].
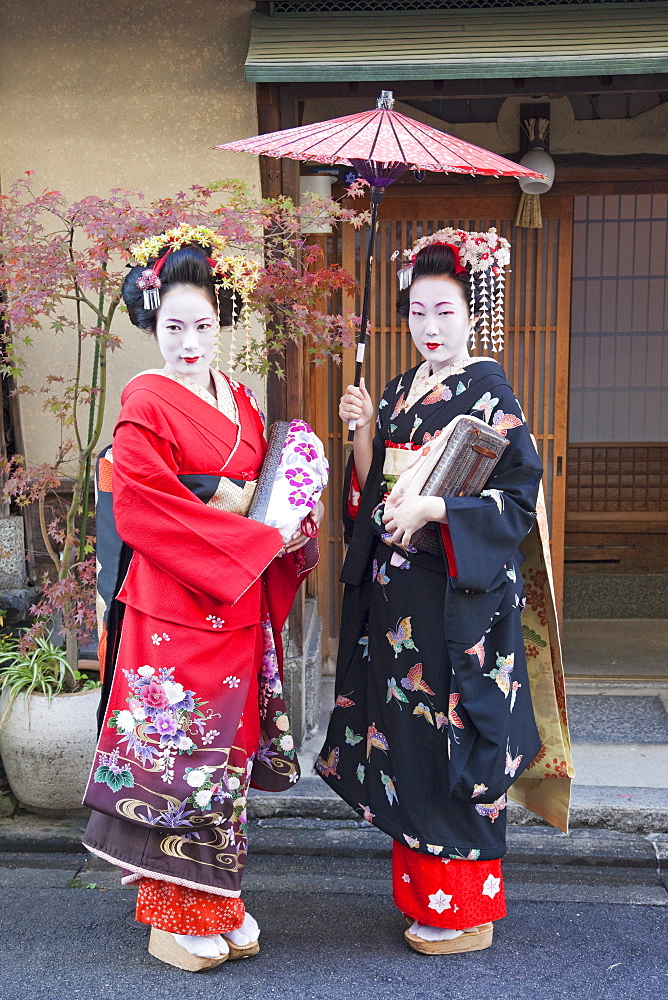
[[382, 495, 446, 549], [339, 378, 373, 431], [281, 500, 325, 554]]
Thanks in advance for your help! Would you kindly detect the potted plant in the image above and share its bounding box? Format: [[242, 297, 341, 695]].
[[0, 634, 100, 813]]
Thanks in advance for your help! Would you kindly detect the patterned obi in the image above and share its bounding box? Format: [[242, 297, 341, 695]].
[[382, 441, 422, 496], [206, 476, 257, 516], [176, 473, 257, 516]]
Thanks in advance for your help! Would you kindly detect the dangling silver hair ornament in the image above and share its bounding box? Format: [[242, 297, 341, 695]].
[[398, 228, 511, 353], [479, 268, 490, 349], [487, 267, 495, 349], [469, 268, 477, 352], [136, 268, 162, 310], [228, 291, 238, 369], [398, 261, 414, 291], [492, 266, 506, 353]]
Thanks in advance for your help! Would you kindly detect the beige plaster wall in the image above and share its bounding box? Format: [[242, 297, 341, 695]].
[[0, 0, 263, 465]]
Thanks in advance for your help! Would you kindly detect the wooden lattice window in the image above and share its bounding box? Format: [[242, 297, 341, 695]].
[[567, 443, 668, 513]]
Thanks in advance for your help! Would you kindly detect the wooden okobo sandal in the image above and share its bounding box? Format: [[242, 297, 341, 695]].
[[404, 922, 494, 955], [148, 927, 229, 972], [226, 938, 261, 960]]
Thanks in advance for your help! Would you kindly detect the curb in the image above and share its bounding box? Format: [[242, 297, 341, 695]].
[[2, 781, 667, 856], [2, 815, 667, 873], [246, 795, 668, 835], [246, 777, 668, 835]]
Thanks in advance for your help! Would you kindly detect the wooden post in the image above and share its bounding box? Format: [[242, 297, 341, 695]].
[[255, 83, 307, 673], [257, 83, 286, 428]]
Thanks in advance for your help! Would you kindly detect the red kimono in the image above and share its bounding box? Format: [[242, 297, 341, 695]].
[[83, 369, 315, 933]]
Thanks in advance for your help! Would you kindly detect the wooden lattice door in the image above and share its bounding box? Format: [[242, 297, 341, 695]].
[[311, 194, 572, 667]]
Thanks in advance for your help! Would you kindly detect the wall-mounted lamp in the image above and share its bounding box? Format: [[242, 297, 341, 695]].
[[515, 115, 554, 229]]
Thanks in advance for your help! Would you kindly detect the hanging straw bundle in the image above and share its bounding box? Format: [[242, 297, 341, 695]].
[[515, 118, 551, 230]]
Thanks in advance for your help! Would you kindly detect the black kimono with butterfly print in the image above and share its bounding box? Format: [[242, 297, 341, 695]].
[[318, 359, 543, 861]]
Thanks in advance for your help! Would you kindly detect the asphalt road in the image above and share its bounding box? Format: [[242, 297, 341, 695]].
[[1, 835, 666, 1000]]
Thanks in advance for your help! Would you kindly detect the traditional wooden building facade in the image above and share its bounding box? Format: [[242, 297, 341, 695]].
[[1, 1, 666, 698], [245, 0, 668, 664]]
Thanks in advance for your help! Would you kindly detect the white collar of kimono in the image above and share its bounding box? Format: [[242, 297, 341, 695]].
[[404, 355, 488, 411]]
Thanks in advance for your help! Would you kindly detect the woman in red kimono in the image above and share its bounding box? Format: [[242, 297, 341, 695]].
[[83, 229, 322, 971]]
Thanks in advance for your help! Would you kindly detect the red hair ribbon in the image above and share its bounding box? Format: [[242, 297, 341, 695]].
[[412, 241, 467, 276], [139, 247, 220, 310], [151, 249, 171, 277], [150, 248, 218, 278]]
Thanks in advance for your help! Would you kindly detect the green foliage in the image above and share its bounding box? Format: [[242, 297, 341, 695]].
[[66, 878, 102, 890], [92, 763, 134, 792], [521, 625, 547, 648], [0, 632, 100, 712]]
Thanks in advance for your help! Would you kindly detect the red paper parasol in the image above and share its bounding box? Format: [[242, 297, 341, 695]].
[[216, 92, 545, 436]]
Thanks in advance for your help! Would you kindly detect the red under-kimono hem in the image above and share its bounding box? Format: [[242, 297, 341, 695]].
[[135, 878, 246, 935], [392, 842, 506, 929]]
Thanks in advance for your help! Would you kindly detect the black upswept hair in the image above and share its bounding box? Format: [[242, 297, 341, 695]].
[[396, 243, 477, 321], [122, 244, 236, 332]]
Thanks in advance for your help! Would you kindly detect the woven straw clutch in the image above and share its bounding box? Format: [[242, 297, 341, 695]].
[[411, 415, 509, 555], [247, 421, 291, 523]]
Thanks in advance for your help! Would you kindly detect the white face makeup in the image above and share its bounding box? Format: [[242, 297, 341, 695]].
[[155, 284, 218, 392], [408, 275, 472, 371]]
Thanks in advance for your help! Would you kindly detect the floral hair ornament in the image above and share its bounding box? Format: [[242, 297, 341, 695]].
[[135, 268, 162, 310], [130, 224, 262, 364], [396, 228, 511, 352]]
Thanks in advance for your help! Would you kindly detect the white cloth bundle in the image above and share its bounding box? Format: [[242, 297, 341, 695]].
[[250, 419, 329, 543]]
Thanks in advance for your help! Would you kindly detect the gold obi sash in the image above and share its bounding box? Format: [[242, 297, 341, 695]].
[[206, 477, 258, 516], [382, 443, 422, 494]]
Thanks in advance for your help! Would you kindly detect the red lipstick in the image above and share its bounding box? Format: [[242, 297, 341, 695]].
[[183, 357, 200, 364], [425, 343, 440, 351]]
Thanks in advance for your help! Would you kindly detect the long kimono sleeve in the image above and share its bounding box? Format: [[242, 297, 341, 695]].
[[444, 386, 542, 593], [340, 380, 397, 568], [112, 409, 284, 608]]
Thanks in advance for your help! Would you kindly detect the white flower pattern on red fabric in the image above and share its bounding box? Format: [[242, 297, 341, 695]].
[[482, 874, 501, 899], [201, 729, 220, 746], [428, 890, 453, 914]]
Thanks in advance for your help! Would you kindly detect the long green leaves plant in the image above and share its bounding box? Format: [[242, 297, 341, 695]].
[[0, 633, 99, 723]]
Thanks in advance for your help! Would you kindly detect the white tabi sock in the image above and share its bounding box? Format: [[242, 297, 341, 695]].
[[222, 911, 260, 947], [409, 921, 479, 942], [173, 933, 230, 958]]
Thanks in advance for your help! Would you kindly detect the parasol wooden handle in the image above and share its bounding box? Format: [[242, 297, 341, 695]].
[[347, 187, 382, 442], [347, 342, 367, 433]]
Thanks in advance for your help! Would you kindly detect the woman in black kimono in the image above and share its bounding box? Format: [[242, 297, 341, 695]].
[[317, 231, 543, 954]]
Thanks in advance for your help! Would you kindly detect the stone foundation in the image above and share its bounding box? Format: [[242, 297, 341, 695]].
[[283, 598, 322, 749], [0, 517, 27, 589]]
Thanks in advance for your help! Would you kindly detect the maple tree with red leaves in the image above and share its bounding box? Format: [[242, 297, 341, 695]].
[[0, 173, 365, 667]]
